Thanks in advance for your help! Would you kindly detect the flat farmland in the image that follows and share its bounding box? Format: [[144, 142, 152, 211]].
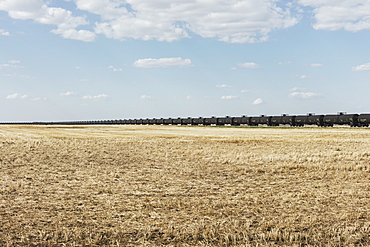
[[1, 125, 369, 246]]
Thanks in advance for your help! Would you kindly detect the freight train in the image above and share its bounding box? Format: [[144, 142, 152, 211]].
[[1, 112, 370, 127]]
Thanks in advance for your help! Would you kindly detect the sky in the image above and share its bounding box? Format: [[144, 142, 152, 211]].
[[1, 0, 370, 121]]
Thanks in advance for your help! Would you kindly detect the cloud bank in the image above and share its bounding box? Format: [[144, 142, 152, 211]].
[[1, 0, 299, 43], [299, 0, 370, 32], [4, 0, 370, 42], [0, 0, 95, 41]]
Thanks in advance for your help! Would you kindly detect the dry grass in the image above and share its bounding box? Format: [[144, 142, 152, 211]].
[[0, 125, 370, 246]]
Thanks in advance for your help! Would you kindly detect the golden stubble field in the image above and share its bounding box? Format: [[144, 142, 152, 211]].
[[0, 125, 369, 246]]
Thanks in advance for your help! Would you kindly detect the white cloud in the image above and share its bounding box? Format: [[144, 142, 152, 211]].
[[294, 74, 309, 79], [290, 87, 307, 92], [289, 92, 321, 99], [352, 63, 370, 71], [6, 93, 28, 99], [1, 1, 300, 43], [74, 0, 131, 20], [60, 92, 77, 96], [0, 60, 23, 69], [51, 28, 96, 42], [299, 0, 370, 31], [1, 73, 31, 78], [0, 64, 15, 68], [82, 94, 109, 100], [0, 29, 10, 36], [252, 98, 264, 105], [310, 63, 323, 67], [32, 97, 47, 101], [0, 0, 96, 42], [1, 73, 16, 77], [241, 89, 250, 93], [221, 95, 239, 100], [85, 0, 298, 43], [140, 95, 153, 100], [107, 65, 123, 72], [186, 95, 193, 100], [238, 62, 260, 69], [216, 84, 233, 88], [134, 57, 192, 68], [8, 60, 20, 64], [278, 61, 291, 65]]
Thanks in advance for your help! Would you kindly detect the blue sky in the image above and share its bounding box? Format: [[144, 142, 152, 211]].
[[1, 0, 370, 121]]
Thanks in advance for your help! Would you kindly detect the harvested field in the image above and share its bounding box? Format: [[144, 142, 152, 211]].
[[1, 125, 370, 246]]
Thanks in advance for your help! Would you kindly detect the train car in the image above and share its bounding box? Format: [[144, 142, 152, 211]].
[[306, 114, 324, 126], [295, 115, 308, 127], [259, 115, 272, 126], [148, 118, 156, 125], [192, 117, 204, 125], [204, 116, 217, 126], [249, 116, 259, 126], [270, 114, 295, 126], [270, 115, 280, 126], [163, 118, 173, 125], [232, 116, 242, 126], [216, 117, 227, 126], [224, 116, 233, 125], [182, 117, 192, 125], [323, 114, 338, 126], [155, 118, 164, 125], [240, 115, 249, 125], [172, 117, 181, 125], [338, 113, 358, 126], [323, 113, 357, 127], [282, 114, 295, 126], [357, 114, 370, 127], [233, 116, 249, 125]]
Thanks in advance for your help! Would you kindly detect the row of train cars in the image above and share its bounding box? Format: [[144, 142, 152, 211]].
[[2, 112, 370, 127]]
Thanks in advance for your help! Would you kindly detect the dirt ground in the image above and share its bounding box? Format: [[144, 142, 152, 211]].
[[1, 125, 369, 246]]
